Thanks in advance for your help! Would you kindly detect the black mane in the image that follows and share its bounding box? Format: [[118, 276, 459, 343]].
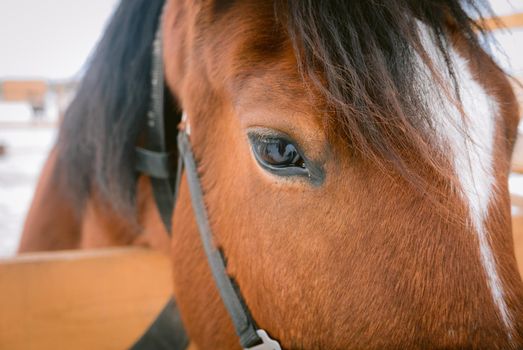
[[57, 0, 168, 214]]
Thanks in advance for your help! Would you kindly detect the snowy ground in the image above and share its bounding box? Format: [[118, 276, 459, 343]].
[[0, 122, 56, 257]]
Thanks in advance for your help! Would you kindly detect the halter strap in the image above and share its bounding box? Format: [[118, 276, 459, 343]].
[[178, 128, 276, 348], [130, 298, 188, 350], [134, 2, 280, 349], [134, 9, 176, 232]]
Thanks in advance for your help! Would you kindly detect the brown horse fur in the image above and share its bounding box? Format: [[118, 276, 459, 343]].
[[19, 0, 523, 348]]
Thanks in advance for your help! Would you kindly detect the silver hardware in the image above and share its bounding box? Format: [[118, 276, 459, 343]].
[[245, 330, 281, 350], [181, 112, 191, 135]]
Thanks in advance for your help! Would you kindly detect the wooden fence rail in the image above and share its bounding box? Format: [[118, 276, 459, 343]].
[[0, 248, 172, 350], [482, 12, 523, 30]]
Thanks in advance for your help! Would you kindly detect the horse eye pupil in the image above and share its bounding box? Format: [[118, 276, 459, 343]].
[[260, 139, 303, 168]]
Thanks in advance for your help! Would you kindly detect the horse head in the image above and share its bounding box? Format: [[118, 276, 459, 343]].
[[53, 0, 523, 348]]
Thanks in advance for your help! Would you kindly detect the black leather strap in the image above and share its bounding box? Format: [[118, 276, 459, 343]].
[[135, 148, 174, 179], [135, 6, 176, 232], [134, 2, 279, 349], [130, 298, 189, 350], [134, 131, 264, 349], [177, 131, 263, 348]]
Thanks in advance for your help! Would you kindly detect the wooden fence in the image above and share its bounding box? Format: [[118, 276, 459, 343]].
[[512, 195, 523, 275], [481, 12, 523, 30], [1, 80, 47, 106], [0, 248, 172, 350]]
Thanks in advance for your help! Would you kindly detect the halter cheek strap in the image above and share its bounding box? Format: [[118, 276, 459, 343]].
[[177, 125, 280, 350], [135, 122, 281, 350], [133, 3, 281, 349], [134, 15, 175, 232]]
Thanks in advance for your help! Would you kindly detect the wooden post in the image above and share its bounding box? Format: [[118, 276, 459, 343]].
[[481, 13, 523, 30], [512, 195, 523, 277]]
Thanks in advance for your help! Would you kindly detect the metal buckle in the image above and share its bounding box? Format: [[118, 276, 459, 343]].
[[245, 329, 281, 350], [180, 112, 191, 135]]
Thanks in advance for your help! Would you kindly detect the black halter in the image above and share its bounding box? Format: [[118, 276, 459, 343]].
[[133, 5, 281, 350]]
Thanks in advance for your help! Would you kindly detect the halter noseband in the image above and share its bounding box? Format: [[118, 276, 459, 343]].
[[133, 4, 281, 350]]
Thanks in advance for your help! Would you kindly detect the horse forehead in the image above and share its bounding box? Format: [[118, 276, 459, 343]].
[[192, 4, 324, 119], [194, 1, 292, 87]]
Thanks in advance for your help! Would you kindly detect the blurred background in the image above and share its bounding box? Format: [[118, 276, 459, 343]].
[[0, 0, 522, 257], [0, 0, 119, 256]]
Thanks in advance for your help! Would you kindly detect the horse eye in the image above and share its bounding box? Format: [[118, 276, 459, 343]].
[[249, 133, 309, 177], [256, 139, 304, 168]]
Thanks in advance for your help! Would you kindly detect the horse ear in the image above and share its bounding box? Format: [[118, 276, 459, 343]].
[[56, 0, 167, 215]]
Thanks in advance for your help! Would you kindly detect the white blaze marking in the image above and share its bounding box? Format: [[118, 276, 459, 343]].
[[416, 25, 512, 336]]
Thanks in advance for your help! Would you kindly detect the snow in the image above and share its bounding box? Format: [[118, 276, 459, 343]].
[[0, 103, 32, 123], [0, 124, 56, 256], [490, 1, 523, 16], [489, 28, 523, 76]]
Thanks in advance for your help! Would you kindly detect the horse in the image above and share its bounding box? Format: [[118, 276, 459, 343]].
[[18, 0, 523, 348]]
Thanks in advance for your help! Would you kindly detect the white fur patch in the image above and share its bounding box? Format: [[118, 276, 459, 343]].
[[416, 25, 512, 337]]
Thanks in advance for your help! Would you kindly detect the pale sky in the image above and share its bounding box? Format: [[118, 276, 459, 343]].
[[0, 0, 521, 80], [0, 0, 119, 80]]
